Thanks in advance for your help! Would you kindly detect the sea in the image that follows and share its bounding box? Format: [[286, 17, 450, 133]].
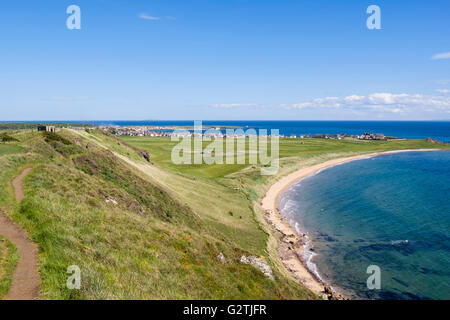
[[279, 150, 450, 300]]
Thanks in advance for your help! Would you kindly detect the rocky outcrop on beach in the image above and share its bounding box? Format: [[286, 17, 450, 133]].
[[263, 208, 344, 300]]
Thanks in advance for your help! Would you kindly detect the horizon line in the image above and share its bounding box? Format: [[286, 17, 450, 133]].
[[1, 119, 450, 123]]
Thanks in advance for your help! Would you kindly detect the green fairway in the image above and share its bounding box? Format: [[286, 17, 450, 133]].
[[0, 144, 24, 156], [119, 136, 250, 178], [120, 135, 448, 179]]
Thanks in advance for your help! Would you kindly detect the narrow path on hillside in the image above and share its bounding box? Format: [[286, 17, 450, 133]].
[[12, 168, 32, 202], [0, 168, 40, 300]]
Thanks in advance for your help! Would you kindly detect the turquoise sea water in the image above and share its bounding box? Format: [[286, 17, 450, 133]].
[[278, 151, 450, 300]]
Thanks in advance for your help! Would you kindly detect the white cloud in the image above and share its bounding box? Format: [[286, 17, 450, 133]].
[[289, 93, 450, 114], [138, 13, 160, 21], [293, 97, 341, 109], [138, 14, 176, 21], [52, 97, 88, 101], [344, 95, 365, 102], [436, 89, 450, 94], [211, 103, 257, 108], [431, 52, 450, 60], [210, 93, 450, 117]]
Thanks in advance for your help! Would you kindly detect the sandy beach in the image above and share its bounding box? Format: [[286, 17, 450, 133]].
[[260, 149, 440, 299]]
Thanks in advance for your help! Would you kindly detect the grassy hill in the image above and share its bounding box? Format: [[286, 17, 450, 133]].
[[0, 130, 316, 299]]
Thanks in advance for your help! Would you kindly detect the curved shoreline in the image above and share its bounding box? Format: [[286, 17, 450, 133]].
[[260, 149, 443, 299]]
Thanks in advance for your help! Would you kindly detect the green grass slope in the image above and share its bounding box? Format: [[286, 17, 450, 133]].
[[0, 130, 314, 299], [0, 236, 19, 299], [0, 144, 24, 156]]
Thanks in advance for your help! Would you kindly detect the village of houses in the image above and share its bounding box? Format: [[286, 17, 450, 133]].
[[97, 126, 387, 141], [38, 124, 387, 141]]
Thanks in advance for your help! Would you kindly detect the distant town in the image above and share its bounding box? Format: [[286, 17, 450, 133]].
[[66, 125, 389, 141]]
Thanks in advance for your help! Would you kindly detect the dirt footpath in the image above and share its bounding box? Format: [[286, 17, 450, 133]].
[[0, 168, 40, 300]]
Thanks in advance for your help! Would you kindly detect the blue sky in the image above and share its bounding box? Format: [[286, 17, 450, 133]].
[[1, 0, 449, 120]]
